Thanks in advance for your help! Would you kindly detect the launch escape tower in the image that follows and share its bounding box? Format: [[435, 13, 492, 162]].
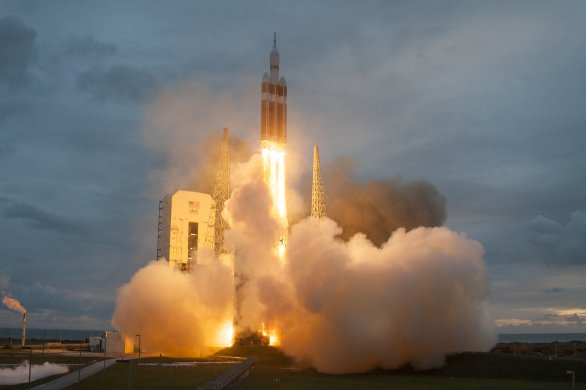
[[260, 33, 287, 149], [206, 128, 231, 257], [311, 145, 327, 219]]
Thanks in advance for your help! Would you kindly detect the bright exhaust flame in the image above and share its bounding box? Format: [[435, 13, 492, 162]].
[[269, 330, 280, 346], [261, 322, 281, 347], [217, 321, 234, 347], [261, 143, 288, 259]]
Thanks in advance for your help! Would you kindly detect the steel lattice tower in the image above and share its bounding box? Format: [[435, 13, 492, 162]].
[[206, 128, 230, 256], [311, 145, 327, 219]]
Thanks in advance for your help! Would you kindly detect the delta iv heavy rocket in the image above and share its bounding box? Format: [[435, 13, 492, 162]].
[[260, 33, 287, 149]]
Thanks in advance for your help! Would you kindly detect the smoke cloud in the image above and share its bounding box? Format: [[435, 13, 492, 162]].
[[2, 293, 27, 314], [141, 81, 255, 196], [113, 152, 495, 372], [111, 255, 234, 356], [324, 157, 446, 246], [275, 221, 494, 372], [0, 361, 68, 385], [223, 155, 285, 331], [222, 158, 495, 373]]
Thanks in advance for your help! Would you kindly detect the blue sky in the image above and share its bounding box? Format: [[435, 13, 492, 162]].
[[0, 0, 585, 332]]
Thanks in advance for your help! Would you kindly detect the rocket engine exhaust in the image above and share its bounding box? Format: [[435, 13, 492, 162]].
[[21, 312, 27, 348]]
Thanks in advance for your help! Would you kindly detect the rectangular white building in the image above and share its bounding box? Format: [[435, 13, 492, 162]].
[[157, 190, 213, 270]]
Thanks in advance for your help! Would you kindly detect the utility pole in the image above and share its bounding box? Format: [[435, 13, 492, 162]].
[[28, 348, 32, 386], [566, 370, 575, 390], [78, 341, 82, 382]]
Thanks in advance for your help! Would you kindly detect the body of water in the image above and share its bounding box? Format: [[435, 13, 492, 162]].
[[2, 328, 585, 343], [0, 328, 106, 341], [498, 333, 586, 343]]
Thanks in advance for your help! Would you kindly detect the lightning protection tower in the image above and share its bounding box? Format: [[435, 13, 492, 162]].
[[311, 145, 327, 219], [206, 128, 231, 256]]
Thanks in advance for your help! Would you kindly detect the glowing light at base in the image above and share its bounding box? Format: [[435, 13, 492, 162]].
[[269, 330, 280, 346], [216, 321, 234, 347], [261, 322, 281, 347], [261, 143, 288, 260]]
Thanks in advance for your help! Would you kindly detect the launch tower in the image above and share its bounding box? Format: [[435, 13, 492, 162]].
[[206, 128, 231, 256], [311, 145, 327, 219]]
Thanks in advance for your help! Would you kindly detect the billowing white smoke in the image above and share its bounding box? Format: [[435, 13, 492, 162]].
[[224, 155, 496, 373], [273, 220, 494, 372], [113, 153, 495, 372], [0, 361, 69, 385], [111, 252, 234, 356]]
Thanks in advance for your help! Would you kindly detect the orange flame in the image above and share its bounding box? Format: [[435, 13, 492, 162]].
[[261, 145, 288, 261]]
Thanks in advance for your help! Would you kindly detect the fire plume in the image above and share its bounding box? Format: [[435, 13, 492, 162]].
[[261, 322, 281, 346], [261, 143, 288, 259]]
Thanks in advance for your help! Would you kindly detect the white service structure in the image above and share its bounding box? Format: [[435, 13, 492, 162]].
[[157, 190, 213, 270]]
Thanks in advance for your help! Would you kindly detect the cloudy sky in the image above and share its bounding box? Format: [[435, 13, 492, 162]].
[[0, 0, 585, 333]]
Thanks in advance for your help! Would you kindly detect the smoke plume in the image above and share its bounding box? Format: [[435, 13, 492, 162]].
[[141, 80, 255, 196], [111, 254, 234, 356], [0, 361, 68, 385], [113, 152, 495, 371], [324, 157, 446, 246], [2, 293, 27, 314], [274, 220, 494, 372], [219, 157, 495, 373], [223, 155, 285, 331]]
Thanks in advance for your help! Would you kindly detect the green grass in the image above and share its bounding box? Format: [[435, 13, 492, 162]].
[[3, 347, 585, 389], [216, 347, 586, 389], [66, 357, 235, 390], [238, 371, 583, 389]]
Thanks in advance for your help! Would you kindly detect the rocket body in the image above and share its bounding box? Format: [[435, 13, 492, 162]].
[[260, 34, 288, 258], [260, 35, 287, 148]]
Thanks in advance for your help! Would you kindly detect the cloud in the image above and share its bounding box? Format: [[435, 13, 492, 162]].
[[495, 307, 586, 333], [544, 287, 565, 293], [527, 208, 586, 265], [65, 35, 117, 58], [77, 65, 160, 103], [0, 100, 31, 121], [0, 15, 37, 89], [2, 200, 88, 236]]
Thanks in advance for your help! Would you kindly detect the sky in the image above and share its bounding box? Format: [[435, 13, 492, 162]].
[[0, 0, 585, 333]]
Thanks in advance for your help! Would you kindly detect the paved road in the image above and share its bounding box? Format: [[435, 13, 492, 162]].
[[32, 358, 118, 390]]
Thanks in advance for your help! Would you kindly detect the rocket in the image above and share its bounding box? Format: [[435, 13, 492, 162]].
[[260, 33, 287, 148]]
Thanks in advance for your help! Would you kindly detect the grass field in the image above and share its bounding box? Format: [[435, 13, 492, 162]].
[[217, 346, 586, 389], [66, 356, 239, 390], [2, 346, 585, 389]]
